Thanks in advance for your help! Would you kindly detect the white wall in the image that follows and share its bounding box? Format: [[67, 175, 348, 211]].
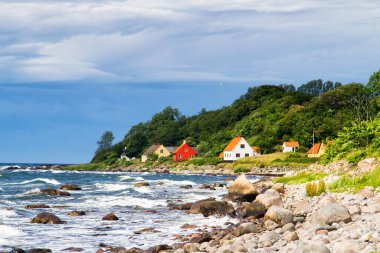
[[224, 138, 254, 161]]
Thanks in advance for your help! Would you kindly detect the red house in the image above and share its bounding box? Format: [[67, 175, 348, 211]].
[[173, 141, 197, 162]]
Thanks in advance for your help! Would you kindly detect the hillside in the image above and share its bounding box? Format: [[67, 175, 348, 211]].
[[92, 71, 380, 165]]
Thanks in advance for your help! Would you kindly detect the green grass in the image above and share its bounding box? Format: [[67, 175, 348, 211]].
[[328, 166, 380, 192], [273, 171, 327, 185]]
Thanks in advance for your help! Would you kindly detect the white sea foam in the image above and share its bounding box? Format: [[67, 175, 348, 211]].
[[0, 225, 25, 237], [84, 195, 166, 208], [5, 178, 61, 185], [118, 175, 144, 181], [158, 179, 196, 186], [134, 186, 153, 194], [20, 188, 41, 196], [0, 186, 3, 191], [0, 208, 18, 218], [94, 183, 131, 192]]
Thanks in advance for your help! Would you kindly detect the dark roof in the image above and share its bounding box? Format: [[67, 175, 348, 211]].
[[166, 146, 177, 153], [142, 144, 161, 156]]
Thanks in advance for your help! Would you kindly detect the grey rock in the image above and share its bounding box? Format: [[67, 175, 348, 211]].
[[265, 205, 294, 225]]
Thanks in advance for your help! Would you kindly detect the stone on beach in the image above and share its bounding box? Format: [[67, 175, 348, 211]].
[[308, 204, 352, 226], [30, 212, 63, 224], [294, 243, 331, 253], [236, 201, 267, 218], [67, 211, 86, 216], [227, 174, 258, 202], [265, 205, 294, 226], [271, 183, 285, 193], [134, 182, 150, 187], [199, 201, 235, 217], [188, 198, 216, 214], [24, 204, 50, 209], [256, 189, 284, 208]]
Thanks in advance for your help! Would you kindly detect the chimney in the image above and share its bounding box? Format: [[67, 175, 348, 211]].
[[183, 140, 186, 144]]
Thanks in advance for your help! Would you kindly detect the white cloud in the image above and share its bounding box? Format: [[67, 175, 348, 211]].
[[0, 0, 379, 84]]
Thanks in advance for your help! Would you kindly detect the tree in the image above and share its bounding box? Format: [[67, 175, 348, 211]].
[[96, 131, 114, 152], [368, 69, 380, 96]]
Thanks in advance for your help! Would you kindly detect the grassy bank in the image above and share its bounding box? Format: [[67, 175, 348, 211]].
[[273, 171, 326, 185], [328, 166, 380, 192]]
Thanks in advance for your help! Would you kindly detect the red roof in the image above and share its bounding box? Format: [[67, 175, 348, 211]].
[[283, 141, 299, 148], [307, 143, 321, 154]]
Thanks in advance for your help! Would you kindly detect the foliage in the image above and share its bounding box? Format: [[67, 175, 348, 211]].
[[233, 167, 251, 173], [305, 182, 317, 197], [324, 116, 380, 163], [91, 72, 380, 165], [147, 152, 159, 162], [368, 69, 380, 96], [273, 171, 326, 185], [328, 167, 380, 192], [185, 157, 223, 166], [91, 131, 115, 163], [316, 179, 326, 196]]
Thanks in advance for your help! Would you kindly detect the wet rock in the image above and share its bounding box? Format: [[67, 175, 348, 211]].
[[67, 211, 86, 216], [168, 202, 192, 211], [40, 188, 70, 197], [265, 205, 294, 225], [9, 249, 26, 253], [236, 201, 267, 219], [146, 244, 172, 253], [199, 201, 235, 217], [102, 213, 119, 221], [24, 204, 50, 209], [188, 198, 216, 214], [309, 204, 352, 226], [60, 184, 82, 191], [31, 212, 63, 224], [108, 247, 128, 253], [256, 189, 283, 208], [134, 227, 158, 234], [180, 185, 192, 189], [181, 224, 197, 229], [27, 249, 52, 253], [134, 182, 150, 187], [271, 183, 285, 194], [294, 243, 331, 253], [227, 174, 258, 202], [61, 247, 85, 252]]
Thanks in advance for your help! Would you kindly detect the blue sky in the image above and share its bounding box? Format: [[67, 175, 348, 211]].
[[0, 0, 379, 163]]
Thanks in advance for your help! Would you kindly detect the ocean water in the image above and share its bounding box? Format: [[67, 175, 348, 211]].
[[0, 167, 246, 252]]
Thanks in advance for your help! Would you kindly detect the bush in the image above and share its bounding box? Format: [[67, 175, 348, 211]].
[[233, 167, 251, 173], [305, 182, 317, 197], [316, 179, 326, 195], [346, 150, 367, 164]]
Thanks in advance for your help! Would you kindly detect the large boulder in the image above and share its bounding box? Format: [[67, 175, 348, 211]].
[[287, 199, 313, 217], [199, 201, 235, 217], [264, 205, 294, 226], [40, 188, 70, 196], [168, 202, 192, 211], [308, 204, 352, 226], [256, 189, 283, 208], [31, 212, 63, 224], [271, 183, 285, 194], [188, 198, 215, 214], [60, 184, 82, 191], [236, 201, 267, 218], [294, 243, 331, 253], [227, 175, 258, 202]]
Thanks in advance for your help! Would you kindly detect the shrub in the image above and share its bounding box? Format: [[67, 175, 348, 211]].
[[346, 150, 367, 164], [316, 179, 326, 195], [233, 167, 251, 173], [305, 182, 317, 197]]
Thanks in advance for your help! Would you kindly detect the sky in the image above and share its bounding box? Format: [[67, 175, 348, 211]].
[[0, 0, 379, 163]]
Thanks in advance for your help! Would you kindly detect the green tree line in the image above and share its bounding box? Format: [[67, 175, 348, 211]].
[[92, 70, 380, 164]]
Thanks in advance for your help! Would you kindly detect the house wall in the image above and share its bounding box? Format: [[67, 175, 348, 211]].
[[224, 138, 254, 161], [173, 143, 196, 162], [154, 145, 171, 158], [283, 145, 296, 152], [141, 155, 148, 163]]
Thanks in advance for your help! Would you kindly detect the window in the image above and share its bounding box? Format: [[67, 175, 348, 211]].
[[245, 153, 249, 157], [236, 153, 240, 158], [240, 144, 245, 148], [160, 149, 163, 153], [184, 148, 188, 152], [179, 154, 182, 158]]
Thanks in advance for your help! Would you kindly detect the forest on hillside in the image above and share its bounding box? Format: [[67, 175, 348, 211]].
[[92, 70, 380, 164]]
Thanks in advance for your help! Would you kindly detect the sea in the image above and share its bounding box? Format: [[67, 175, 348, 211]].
[[0, 164, 245, 252]]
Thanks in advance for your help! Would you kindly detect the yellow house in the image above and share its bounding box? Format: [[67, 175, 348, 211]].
[[141, 144, 172, 162], [307, 143, 326, 158]]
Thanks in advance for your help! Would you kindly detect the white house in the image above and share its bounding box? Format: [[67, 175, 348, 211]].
[[282, 141, 299, 153], [219, 136, 260, 161]]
